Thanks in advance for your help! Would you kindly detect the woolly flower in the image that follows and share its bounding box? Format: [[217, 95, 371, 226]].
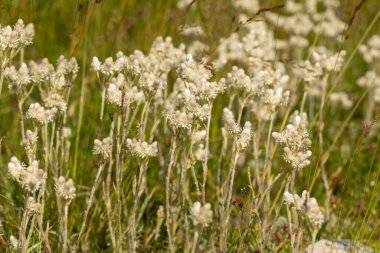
[[292, 60, 322, 84], [91, 57, 119, 76], [213, 33, 245, 69], [283, 190, 308, 211], [193, 130, 206, 144], [273, 111, 312, 170], [236, 121, 252, 151], [0, 19, 34, 50], [187, 40, 209, 56], [177, 0, 193, 10], [190, 202, 213, 227], [223, 108, 241, 135], [359, 35, 380, 63], [305, 197, 325, 230], [185, 78, 225, 101], [164, 110, 193, 130], [226, 66, 252, 94], [4, 63, 31, 92], [330, 92, 353, 109], [8, 156, 25, 181], [13, 19, 35, 47], [26, 103, 57, 124], [21, 130, 38, 157], [312, 49, 346, 73], [26, 197, 41, 215], [177, 54, 212, 84], [126, 139, 158, 159], [140, 71, 166, 96], [93, 137, 113, 159], [56, 55, 79, 78], [44, 94, 67, 112], [264, 87, 290, 113], [178, 25, 205, 37], [283, 191, 324, 230], [232, 0, 260, 14], [9, 236, 19, 251], [357, 70, 380, 89], [28, 59, 54, 83], [55, 176, 76, 201], [19, 160, 47, 193]]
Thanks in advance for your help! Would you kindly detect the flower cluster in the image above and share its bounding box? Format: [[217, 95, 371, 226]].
[[273, 111, 312, 170], [8, 157, 47, 193], [126, 139, 158, 159], [190, 202, 213, 227], [93, 137, 113, 159], [55, 176, 76, 202], [0, 19, 34, 52], [283, 190, 324, 231], [26, 103, 58, 125]]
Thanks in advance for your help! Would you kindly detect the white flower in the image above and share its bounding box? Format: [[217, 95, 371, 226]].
[[273, 112, 312, 170], [164, 110, 193, 130], [8, 156, 25, 181], [223, 108, 241, 135], [190, 202, 213, 227], [237, 121, 252, 151], [26, 103, 57, 124], [19, 160, 47, 193], [55, 176, 76, 201], [93, 137, 113, 158], [126, 139, 158, 159], [9, 235, 19, 251]]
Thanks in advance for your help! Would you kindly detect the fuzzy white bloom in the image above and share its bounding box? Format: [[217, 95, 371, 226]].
[[359, 35, 380, 63], [28, 58, 54, 83], [164, 110, 193, 130], [292, 60, 322, 84], [26, 103, 57, 124], [93, 137, 113, 159], [357, 70, 380, 89], [21, 130, 38, 157], [223, 108, 241, 134], [19, 160, 47, 193], [264, 87, 290, 113], [226, 66, 256, 95], [177, 0, 193, 10], [190, 202, 213, 227], [187, 40, 209, 56], [330, 92, 353, 109], [232, 0, 260, 14], [9, 235, 19, 251], [273, 112, 312, 170], [213, 33, 245, 69], [4, 63, 31, 92], [56, 176, 76, 201], [312, 48, 346, 73], [26, 197, 41, 215], [8, 156, 25, 181], [237, 121, 252, 151], [177, 54, 213, 84], [0, 19, 34, 50], [283, 190, 324, 230], [179, 25, 205, 37], [305, 196, 325, 230], [44, 94, 67, 112], [126, 139, 158, 159], [193, 130, 207, 144]]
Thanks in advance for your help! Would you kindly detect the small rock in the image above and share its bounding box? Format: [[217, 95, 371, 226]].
[[305, 239, 373, 253]]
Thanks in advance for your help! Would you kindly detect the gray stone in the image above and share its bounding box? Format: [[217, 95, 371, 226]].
[[305, 239, 373, 253]]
